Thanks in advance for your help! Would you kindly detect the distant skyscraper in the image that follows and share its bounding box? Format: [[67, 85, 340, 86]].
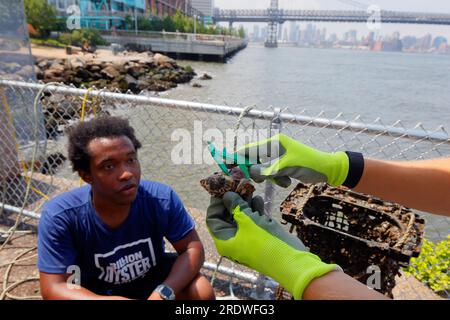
[[321, 28, 327, 42], [433, 36, 448, 49], [328, 33, 338, 43], [347, 30, 357, 44], [253, 25, 260, 41], [261, 27, 267, 41], [288, 21, 296, 42], [420, 34, 433, 50], [191, 0, 214, 17], [283, 27, 289, 42]]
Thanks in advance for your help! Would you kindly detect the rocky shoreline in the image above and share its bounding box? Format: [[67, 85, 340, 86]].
[[35, 52, 196, 93]]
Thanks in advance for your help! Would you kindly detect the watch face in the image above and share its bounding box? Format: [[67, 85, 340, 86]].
[[161, 286, 172, 297]]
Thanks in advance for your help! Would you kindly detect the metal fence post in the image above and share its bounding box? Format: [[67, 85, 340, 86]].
[[252, 108, 282, 300]]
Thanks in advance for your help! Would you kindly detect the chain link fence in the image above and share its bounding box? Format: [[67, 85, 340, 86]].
[[0, 79, 448, 299]]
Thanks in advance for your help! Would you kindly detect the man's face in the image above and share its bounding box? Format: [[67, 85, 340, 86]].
[[82, 135, 141, 206]]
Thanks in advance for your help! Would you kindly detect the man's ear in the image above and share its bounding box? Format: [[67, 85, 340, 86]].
[[79, 171, 92, 184]]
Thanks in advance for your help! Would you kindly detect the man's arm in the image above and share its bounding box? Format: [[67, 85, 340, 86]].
[[148, 229, 204, 300], [354, 158, 450, 217], [39, 273, 130, 300], [303, 271, 389, 300]]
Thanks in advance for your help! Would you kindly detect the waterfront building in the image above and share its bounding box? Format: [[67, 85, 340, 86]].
[[190, 0, 214, 18]]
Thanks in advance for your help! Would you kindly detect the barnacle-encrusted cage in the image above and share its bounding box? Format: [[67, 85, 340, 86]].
[[279, 182, 425, 298]]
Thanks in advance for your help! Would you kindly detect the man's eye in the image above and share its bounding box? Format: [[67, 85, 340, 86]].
[[128, 158, 138, 163], [104, 164, 114, 170]]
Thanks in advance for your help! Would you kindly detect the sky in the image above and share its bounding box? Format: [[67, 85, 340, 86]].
[[213, 0, 450, 39]]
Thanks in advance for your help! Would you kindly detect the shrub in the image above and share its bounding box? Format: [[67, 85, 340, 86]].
[[31, 38, 66, 48], [58, 29, 108, 47], [404, 235, 450, 294]]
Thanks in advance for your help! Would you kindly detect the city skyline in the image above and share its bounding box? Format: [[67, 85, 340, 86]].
[[247, 22, 449, 54], [214, 0, 450, 40]]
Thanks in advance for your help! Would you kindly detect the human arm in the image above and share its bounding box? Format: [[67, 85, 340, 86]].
[[148, 229, 205, 300], [237, 133, 450, 217], [303, 270, 389, 300], [206, 192, 388, 300], [353, 157, 450, 217], [39, 273, 130, 300]]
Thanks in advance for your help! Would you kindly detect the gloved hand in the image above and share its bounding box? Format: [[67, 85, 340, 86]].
[[232, 133, 364, 188], [206, 192, 341, 300]]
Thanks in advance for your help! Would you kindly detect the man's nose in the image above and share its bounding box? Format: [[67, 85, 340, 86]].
[[118, 166, 133, 181]]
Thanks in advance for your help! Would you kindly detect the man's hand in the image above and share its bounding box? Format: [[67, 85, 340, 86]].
[[233, 133, 362, 188], [148, 291, 164, 300], [206, 192, 341, 299]]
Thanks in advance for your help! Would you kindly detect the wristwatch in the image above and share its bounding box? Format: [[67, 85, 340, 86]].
[[154, 284, 175, 300]]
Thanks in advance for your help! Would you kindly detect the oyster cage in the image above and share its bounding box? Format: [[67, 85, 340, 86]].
[[279, 182, 425, 298]]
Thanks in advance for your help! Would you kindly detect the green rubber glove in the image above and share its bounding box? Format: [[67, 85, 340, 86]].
[[206, 192, 341, 300], [233, 133, 351, 187]]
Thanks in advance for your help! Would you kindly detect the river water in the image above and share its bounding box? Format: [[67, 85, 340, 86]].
[[166, 44, 450, 130]]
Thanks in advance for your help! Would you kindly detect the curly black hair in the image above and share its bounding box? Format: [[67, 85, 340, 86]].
[[68, 116, 142, 173]]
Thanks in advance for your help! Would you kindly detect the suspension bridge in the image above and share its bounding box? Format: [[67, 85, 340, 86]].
[[212, 0, 450, 48]]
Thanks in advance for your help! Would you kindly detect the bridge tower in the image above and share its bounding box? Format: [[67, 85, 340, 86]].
[[265, 0, 279, 48]]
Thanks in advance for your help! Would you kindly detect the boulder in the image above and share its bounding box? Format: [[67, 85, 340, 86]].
[[68, 57, 86, 70], [192, 83, 202, 88], [37, 59, 50, 69], [101, 65, 121, 79], [200, 73, 212, 80], [122, 74, 138, 93], [88, 65, 101, 72], [126, 65, 146, 78], [153, 53, 175, 68], [48, 63, 65, 75], [76, 68, 92, 81]]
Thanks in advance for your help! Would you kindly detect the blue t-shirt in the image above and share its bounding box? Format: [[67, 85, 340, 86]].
[[37, 180, 195, 298]]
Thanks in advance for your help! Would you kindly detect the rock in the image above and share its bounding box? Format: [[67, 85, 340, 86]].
[[44, 69, 60, 79], [126, 65, 146, 78], [88, 65, 101, 72], [16, 65, 34, 78], [68, 57, 86, 70], [101, 65, 121, 79], [122, 74, 138, 93], [200, 73, 212, 80], [137, 79, 151, 91], [48, 63, 65, 75], [76, 68, 92, 81], [72, 77, 83, 86], [37, 59, 49, 69], [153, 53, 175, 68], [35, 66, 44, 79], [148, 80, 173, 92], [111, 61, 126, 74], [192, 83, 202, 88]]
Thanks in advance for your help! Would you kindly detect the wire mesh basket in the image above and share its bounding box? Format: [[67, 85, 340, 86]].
[[279, 182, 425, 298]]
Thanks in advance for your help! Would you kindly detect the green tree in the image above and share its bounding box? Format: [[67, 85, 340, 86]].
[[24, 0, 57, 38], [162, 16, 176, 32], [238, 26, 246, 38], [137, 16, 152, 31], [147, 17, 162, 31], [172, 11, 187, 32]]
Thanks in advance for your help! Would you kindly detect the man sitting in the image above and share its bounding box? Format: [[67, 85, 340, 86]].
[[38, 116, 215, 300]]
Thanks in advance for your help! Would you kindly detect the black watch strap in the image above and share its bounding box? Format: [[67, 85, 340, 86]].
[[343, 151, 365, 189]]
